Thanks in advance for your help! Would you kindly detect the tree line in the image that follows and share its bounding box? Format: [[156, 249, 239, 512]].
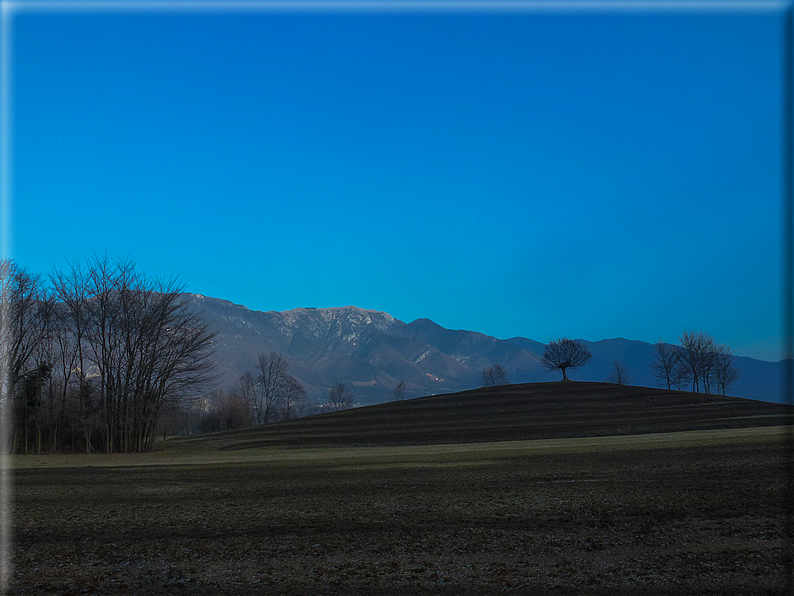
[[1, 257, 216, 454], [185, 357, 358, 434], [195, 352, 310, 433], [0, 255, 366, 451], [651, 331, 738, 395]]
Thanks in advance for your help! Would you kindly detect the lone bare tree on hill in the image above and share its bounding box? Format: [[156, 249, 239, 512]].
[[541, 338, 592, 381], [482, 364, 508, 387], [393, 379, 406, 401], [606, 360, 631, 385]]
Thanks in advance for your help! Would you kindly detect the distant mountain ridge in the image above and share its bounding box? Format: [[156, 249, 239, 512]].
[[185, 294, 790, 405]]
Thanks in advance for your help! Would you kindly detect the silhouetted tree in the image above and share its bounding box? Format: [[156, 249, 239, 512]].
[[220, 388, 251, 430], [393, 379, 406, 401], [16, 362, 51, 454], [541, 338, 592, 381], [2, 263, 58, 453], [675, 331, 738, 395], [606, 360, 631, 385], [234, 370, 257, 423], [651, 341, 681, 390], [1, 262, 50, 452], [713, 345, 739, 396], [279, 374, 306, 420], [92, 257, 217, 452], [256, 352, 288, 424], [327, 381, 353, 411], [295, 395, 312, 419], [49, 261, 93, 451], [676, 331, 712, 393], [482, 364, 508, 386], [4, 256, 217, 453]]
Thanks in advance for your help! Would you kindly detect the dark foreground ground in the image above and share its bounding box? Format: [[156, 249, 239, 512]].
[[11, 428, 793, 595], [9, 383, 794, 594]]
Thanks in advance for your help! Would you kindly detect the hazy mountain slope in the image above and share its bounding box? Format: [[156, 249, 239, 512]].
[[185, 294, 790, 405], [408, 318, 548, 382]]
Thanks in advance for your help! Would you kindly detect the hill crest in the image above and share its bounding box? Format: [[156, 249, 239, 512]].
[[178, 382, 794, 451]]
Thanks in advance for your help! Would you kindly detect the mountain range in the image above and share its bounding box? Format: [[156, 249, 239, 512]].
[[185, 294, 791, 405]]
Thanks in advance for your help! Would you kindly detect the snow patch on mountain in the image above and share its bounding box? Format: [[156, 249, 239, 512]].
[[415, 350, 431, 364]]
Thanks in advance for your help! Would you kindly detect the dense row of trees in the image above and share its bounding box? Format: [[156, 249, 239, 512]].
[[1, 257, 216, 454]]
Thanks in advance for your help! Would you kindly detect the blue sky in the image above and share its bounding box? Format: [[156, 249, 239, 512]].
[[4, 1, 789, 361]]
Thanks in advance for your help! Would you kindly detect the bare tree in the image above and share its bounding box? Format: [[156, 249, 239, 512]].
[[2, 256, 218, 454], [713, 345, 739, 396], [1, 262, 52, 453], [650, 341, 681, 390], [675, 331, 738, 395], [256, 352, 288, 424], [327, 381, 353, 411], [1, 263, 49, 404], [279, 374, 306, 420], [541, 338, 592, 381], [309, 400, 323, 416], [0, 261, 10, 459], [49, 261, 94, 451], [606, 360, 631, 385], [676, 331, 714, 393], [199, 389, 235, 433], [393, 379, 406, 401], [481, 364, 508, 387], [235, 370, 258, 424], [701, 346, 719, 395], [58, 256, 216, 452]]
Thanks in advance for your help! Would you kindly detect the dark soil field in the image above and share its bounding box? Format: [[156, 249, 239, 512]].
[[9, 382, 794, 595], [193, 382, 794, 450]]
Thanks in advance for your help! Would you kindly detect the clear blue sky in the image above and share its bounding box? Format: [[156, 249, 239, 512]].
[[5, 1, 789, 361]]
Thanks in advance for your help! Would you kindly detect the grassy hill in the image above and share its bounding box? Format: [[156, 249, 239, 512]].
[[173, 381, 793, 452]]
